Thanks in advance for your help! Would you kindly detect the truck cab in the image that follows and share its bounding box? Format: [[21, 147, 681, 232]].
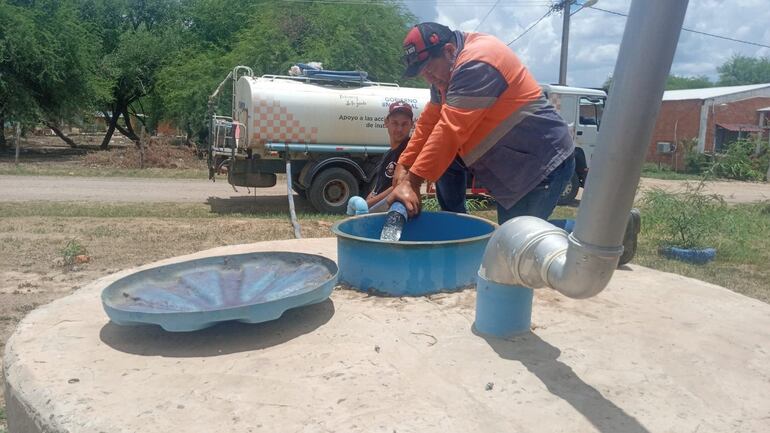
[[541, 84, 607, 203]]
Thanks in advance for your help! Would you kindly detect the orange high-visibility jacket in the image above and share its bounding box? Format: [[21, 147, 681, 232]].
[[399, 31, 573, 208]]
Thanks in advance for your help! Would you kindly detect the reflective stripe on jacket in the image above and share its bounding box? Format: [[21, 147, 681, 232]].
[[398, 31, 574, 208]]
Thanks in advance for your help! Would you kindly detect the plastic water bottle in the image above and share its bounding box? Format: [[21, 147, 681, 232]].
[[380, 202, 408, 241]]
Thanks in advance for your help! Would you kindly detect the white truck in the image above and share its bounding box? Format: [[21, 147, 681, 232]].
[[207, 66, 606, 213]]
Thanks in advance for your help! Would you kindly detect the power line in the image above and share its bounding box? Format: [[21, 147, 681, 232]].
[[474, 0, 501, 32], [588, 5, 770, 50], [506, 6, 556, 46]]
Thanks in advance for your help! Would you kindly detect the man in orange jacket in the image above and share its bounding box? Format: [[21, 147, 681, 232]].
[[389, 22, 575, 225]]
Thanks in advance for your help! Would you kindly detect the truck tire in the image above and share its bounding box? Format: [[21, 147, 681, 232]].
[[309, 167, 359, 214], [558, 172, 580, 205], [292, 184, 307, 199], [618, 208, 641, 266]]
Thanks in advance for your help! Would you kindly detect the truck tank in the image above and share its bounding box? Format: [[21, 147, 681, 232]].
[[234, 76, 431, 153]]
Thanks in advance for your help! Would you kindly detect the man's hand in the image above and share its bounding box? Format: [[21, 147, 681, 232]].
[[392, 163, 409, 186], [387, 172, 424, 218]]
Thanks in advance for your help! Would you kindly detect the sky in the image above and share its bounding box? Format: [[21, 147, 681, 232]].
[[401, 0, 770, 88]]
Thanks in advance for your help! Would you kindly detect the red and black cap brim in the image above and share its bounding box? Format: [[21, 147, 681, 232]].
[[401, 23, 452, 78]]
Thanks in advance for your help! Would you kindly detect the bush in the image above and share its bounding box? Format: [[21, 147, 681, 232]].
[[60, 239, 88, 266], [684, 151, 713, 175], [711, 139, 768, 181], [679, 137, 710, 175], [640, 183, 725, 249]]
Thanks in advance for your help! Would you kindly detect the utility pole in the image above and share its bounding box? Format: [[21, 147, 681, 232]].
[[559, 0, 598, 86], [558, 0, 573, 85]]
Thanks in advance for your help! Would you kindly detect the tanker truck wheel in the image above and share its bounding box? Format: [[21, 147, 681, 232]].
[[558, 172, 580, 205], [309, 167, 359, 214]]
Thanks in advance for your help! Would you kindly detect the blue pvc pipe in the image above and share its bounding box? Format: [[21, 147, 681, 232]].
[[474, 276, 533, 338]]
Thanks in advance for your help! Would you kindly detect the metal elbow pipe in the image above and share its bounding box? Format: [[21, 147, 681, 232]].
[[477, 0, 689, 300], [478, 216, 621, 299], [474, 0, 690, 338]]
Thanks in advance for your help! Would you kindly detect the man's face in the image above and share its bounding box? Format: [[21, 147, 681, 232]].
[[419, 45, 453, 89], [385, 112, 413, 145]]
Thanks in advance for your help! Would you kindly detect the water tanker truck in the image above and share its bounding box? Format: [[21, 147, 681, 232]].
[[207, 65, 607, 213]]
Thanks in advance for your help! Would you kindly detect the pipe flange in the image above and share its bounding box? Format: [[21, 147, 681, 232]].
[[567, 233, 624, 258]]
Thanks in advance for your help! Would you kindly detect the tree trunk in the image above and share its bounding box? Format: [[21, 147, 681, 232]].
[[0, 112, 6, 150], [100, 111, 119, 150], [120, 107, 140, 145], [45, 122, 78, 148], [185, 129, 193, 147]]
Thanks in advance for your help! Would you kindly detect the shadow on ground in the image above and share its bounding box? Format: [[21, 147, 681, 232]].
[[99, 299, 334, 358], [479, 330, 651, 433], [207, 195, 315, 215]]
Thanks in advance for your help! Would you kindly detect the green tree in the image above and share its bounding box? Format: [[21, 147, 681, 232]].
[[77, 0, 184, 149], [156, 0, 417, 144], [0, 0, 107, 148], [666, 74, 713, 90], [0, 2, 37, 148], [717, 54, 770, 86], [602, 74, 714, 94]]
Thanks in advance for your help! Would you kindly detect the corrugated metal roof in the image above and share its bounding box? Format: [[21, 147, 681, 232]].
[[541, 84, 606, 97], [716, 123, 763, 132], [662, 83, 770, 101]]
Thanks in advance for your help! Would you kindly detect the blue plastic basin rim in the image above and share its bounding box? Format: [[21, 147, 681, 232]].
[[331, 211, 498, 246]]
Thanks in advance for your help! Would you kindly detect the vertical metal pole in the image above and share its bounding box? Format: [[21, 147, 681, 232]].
[[558, 1, 571, 85], [285, 157, 302, 239], [14, 122, 21, 166], [573, 0, 689, 246]]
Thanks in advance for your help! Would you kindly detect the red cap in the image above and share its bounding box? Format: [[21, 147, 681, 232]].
[[387, 101, 414, 118], [402, 22, 453, 78]]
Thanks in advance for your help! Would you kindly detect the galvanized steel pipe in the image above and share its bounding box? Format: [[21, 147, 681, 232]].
[[479, 0, 689, 299]]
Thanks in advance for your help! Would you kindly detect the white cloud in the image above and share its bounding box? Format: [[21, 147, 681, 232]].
[[403, 0, 770, 87]]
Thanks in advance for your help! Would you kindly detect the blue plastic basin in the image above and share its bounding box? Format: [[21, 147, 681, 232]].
[[332, 211, 497, 296]]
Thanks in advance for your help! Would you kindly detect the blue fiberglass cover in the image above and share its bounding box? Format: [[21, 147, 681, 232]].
[[101, 252, 338, 332]]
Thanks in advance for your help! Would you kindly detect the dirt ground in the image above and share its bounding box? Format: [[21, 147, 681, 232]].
[[0, 215, 335, 419]]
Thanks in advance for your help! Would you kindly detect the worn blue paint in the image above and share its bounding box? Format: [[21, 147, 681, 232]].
[[101, 252, 338, 332], [474, 276, 533, 338], [332, 211, 496, 296], [660, 246, 716, 264]]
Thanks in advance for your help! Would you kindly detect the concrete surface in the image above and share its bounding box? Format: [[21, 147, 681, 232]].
[[4, 238, 770, 433]]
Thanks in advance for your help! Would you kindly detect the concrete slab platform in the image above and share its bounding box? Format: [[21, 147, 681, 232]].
[[4, 238, 770, 433]]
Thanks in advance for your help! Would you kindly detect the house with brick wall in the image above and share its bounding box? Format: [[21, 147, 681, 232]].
[[647, 83, 770, 171]]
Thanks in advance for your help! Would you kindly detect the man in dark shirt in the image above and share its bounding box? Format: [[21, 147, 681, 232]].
[[366, 101, 415, 208]]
